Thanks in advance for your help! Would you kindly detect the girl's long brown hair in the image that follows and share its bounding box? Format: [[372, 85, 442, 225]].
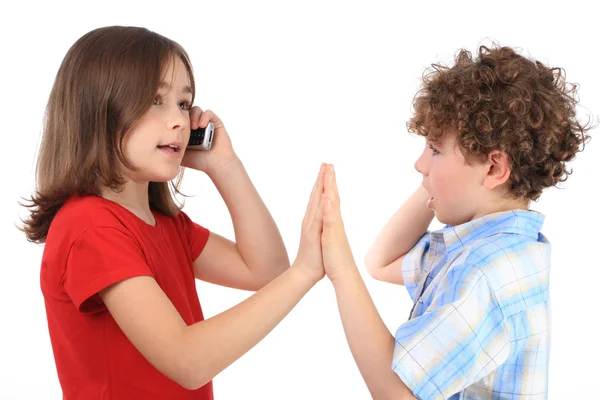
[[20, 26, 195, 243]]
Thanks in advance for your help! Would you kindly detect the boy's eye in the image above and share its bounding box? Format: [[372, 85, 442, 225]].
[[428, 144, 440, 155], [179, 101, 192, 110]]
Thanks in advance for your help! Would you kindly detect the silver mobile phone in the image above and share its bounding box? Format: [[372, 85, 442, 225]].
[[188, 122, 214, 150]]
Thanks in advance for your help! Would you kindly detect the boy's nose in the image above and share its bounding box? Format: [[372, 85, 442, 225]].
[[414, 153, 427, 176]]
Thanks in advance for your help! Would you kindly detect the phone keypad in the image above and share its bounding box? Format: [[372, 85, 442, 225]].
[[189, 128, 205, 146]]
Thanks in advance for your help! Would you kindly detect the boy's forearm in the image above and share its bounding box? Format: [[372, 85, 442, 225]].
[[207, 155, 290, 278], [331, 267, 416, 399], [181, 264, 317, 389], [365, 185, 434, 269]]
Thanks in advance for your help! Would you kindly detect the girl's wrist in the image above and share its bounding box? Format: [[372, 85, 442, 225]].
[[205, 153, 242, 180]]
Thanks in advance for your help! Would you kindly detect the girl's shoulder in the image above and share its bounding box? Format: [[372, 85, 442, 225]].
[[55, 195, 128, 228], [47, 195, 151, 243], [48, 195, 197, 248]]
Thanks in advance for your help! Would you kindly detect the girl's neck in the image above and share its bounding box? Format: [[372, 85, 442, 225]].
[[100, 179, 155, 225]]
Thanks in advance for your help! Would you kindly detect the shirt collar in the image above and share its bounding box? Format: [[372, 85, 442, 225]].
[[430, 210, 545, 256]]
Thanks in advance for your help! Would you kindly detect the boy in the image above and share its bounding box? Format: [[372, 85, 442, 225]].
[[319, 46, 591, 399]]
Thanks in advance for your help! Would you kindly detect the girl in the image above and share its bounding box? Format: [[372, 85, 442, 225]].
[[21, 26, 326, 399]]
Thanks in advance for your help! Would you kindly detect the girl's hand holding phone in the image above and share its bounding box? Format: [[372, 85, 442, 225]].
[[182, 107, 238, 176]]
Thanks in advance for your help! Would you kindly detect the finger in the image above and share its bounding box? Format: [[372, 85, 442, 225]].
[[327, 165, 339, 197], [310, 164, 325, 227], [303, 163, 325, 226], [302, 171, 324, 239], [198, 110, 216, 129], [311, 163, 326, 202], [189, 106, 203, 130], [323, 164, 340, 210], [323, 164, 342, 226]]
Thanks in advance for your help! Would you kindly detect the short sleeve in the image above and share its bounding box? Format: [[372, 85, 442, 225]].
[[177, 211, 210, 261], [402, 233, 430, 300], [392, 266, 511, 400], [64, 227, 153, 313]]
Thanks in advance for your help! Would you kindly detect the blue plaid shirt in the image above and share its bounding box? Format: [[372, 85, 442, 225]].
[[394, 210, 550, 399]]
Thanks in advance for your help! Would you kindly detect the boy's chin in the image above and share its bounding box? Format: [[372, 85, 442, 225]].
[[435, 211, 471, 227]]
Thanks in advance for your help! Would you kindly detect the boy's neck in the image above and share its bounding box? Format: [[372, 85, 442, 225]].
[[471, 196, 530, 222]]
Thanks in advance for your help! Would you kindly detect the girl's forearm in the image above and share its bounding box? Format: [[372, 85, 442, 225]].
[[208, 155, 290, 279], [180, 263, 318, 389]]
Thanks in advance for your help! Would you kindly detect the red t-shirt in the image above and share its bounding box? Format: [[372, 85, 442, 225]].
[[41, 195, 214, 399]]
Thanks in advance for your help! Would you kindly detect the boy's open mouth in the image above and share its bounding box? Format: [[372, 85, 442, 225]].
[[427, 196, 435, 209]]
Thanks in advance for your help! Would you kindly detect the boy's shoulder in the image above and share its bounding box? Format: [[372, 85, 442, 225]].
[[442, 210, 550, 299], [449, 226, 550, 316], [460, 230, 549, 270], [444, 210, 547, 269]]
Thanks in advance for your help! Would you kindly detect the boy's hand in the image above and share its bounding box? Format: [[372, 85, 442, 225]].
[[321, 164, 356, 282], [182, 107, 237, 175], [292, 164, 326, 284]]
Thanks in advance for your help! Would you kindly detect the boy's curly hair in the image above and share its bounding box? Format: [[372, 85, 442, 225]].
[[408, 45, 592, 201]]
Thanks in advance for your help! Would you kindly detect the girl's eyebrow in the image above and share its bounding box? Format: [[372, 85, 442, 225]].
[[158, 81, 193, 94]]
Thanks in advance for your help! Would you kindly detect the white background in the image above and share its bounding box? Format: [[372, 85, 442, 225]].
[[1, 1, 598, 399]]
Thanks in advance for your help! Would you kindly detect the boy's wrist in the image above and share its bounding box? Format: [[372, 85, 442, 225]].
[[329, 262, 361, 288]]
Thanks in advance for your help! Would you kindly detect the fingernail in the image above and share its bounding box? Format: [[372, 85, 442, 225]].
[[324, 199, 332, 211]]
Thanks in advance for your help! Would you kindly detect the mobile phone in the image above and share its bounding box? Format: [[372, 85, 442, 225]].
[[188, 122, 214, 150]]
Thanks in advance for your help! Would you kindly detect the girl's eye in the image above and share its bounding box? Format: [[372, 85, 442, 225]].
[[428, 144, 440, 155], [179, 101, 192, 110]]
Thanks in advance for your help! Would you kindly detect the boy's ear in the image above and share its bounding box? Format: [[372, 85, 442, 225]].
[[483, 150, 512, 190]]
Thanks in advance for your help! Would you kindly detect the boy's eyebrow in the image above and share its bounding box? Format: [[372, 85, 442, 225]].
[[158, 81, 193, 94]]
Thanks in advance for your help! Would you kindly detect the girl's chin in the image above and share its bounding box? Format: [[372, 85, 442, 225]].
[[147, 171, 180, 183]]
